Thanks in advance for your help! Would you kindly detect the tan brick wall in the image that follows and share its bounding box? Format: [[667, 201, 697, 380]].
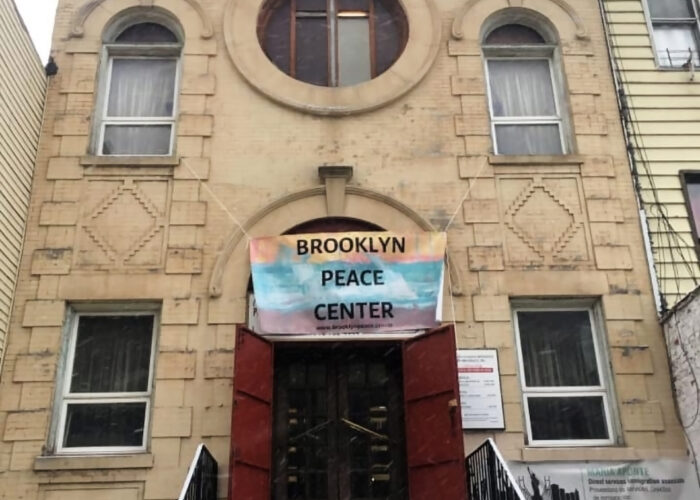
[[0, 0, 688, 499]]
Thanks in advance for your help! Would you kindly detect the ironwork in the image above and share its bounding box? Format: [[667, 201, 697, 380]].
[[467, 438, 525, 500], [179, 444, 218, 500]]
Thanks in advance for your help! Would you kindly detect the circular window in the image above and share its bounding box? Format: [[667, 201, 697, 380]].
[[224, 0, 440, 115], [257, 0, 408, 87]]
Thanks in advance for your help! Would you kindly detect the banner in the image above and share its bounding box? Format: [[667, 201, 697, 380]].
[[508, 460, 700, 500], [250, 232, 446, 334]]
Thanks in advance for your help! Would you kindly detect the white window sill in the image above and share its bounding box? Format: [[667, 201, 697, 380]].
[[34, 453, 154, 471], [80, 155, 180, 167], [488, 154, 583, 166], [522, 446, 638, 462]]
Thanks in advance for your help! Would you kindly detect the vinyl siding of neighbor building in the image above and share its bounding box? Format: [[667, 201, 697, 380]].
[[0, 0, 46, 363], [602, 0, 700, 308]]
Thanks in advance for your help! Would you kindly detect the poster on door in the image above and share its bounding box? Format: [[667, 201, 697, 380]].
[[250, 231, 446, 334], [507, 460, 700, 500], [457, 349, 505, 429]]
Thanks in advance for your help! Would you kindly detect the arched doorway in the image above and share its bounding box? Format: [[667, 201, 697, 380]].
[[270, 218, 408, 499], [230, 215, 467, 500]]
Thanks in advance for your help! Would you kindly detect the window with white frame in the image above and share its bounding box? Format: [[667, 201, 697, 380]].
[[646, 0, 700, 67], [513, 304, 615, 446], [483, 24, 567, 155], [56, 311, 157, 453], [97, 21, 181, 155]]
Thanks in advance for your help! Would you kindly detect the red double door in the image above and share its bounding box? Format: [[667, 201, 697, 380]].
[[228, 325, 467, 500]]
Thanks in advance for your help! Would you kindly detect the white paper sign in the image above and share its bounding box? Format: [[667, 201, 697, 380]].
[[458, 349, 505, 429]]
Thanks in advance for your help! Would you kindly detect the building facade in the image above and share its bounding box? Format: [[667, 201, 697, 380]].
[[0, 0, 46, 367], [0, 0, 691, 499]]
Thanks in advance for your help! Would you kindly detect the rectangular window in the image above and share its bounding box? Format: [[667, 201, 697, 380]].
[[682, 172, 700, 254], [337, 17, 371, 86], [647, 0, 700, 67], [99, 56, 178, 155], [56, 311, 157, 453], [485, 58, 565, 155], [513, 304, 614, 446]]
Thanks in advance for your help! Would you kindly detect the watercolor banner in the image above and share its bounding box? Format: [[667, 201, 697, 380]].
[[250, 232, 446, 335]]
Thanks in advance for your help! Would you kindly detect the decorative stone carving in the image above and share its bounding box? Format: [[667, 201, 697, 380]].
[[451, 0, 589, 40], [69, 0, 213, 39], [498, 175, 591, 266], [77, 179, 169, 268]]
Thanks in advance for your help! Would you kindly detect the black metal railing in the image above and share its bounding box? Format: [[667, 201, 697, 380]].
[[467, 438, 525, 500], [179, 444, 218, 500]]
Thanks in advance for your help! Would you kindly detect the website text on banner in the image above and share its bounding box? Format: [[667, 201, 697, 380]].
[[250, 232, 446, 335]]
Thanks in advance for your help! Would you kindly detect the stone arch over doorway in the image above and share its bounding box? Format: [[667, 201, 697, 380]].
[[207, 184, 462, 324]]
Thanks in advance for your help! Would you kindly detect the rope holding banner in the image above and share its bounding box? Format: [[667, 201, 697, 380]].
[[445, 248, 460, 336], [443, 156, 489, 232], [179, 157, 253, 242]]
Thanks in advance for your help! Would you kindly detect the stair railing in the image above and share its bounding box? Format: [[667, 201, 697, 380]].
[[466, 438, 526, 500], [178, 444, 218, 500]]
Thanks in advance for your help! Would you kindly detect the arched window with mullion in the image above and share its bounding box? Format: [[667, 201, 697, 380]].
[[98, 21, 182, 156], [483, 24, 567, 155]]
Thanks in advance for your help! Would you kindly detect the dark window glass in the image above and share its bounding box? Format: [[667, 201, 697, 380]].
[[70, 315, 154, 393], [115, 22, 178, 43], [297, 0, 328, 11], [485, 24, 546, 45], [648, 0, 695, 19], [340, 0, 369, 9], [528, 397, 609, 441], [258, 0, 407, 86], [374, 0, 408, 75], [63, 402, 147, 448], [517, 311, 600, 388], [296, 16, 330, 86], [261, 0, 292, 75]]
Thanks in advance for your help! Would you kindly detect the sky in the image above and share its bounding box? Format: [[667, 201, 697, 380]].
[[15, 0, 59, 63]]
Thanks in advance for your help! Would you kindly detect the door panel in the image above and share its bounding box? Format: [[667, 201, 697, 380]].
[[402, 325, 467, 500], [403, 325, 460, 401], [410, 462, 469, 500], [405, 392, 462, 465], [229, 326, 274, 500], [273, 345, 406, 500]]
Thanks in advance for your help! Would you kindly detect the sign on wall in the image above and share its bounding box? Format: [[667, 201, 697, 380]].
[[250, 232, 446, 335], [457, 349, 505, 430], [508, 460, 700, 500]]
